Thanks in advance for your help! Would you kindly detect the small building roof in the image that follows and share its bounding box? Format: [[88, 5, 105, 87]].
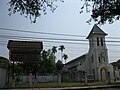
[[66, 53, 87, 65], [86, 24, 108, 39], [7, 40, 43, 50], [111, 60, 120, 68]]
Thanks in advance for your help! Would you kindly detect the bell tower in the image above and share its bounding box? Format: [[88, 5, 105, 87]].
[[87, 24, 108, 64], [86, 24, 109, 80]]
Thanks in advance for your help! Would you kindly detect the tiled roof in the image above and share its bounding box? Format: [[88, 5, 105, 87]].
[[66, 53, 87, 65]]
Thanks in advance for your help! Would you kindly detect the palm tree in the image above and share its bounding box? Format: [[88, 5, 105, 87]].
[[52, 46, 57, 62], [52, 46, 57, 54], [56, 60, 64, 73], [62, 54, 68, 64], [58, 45, 65, 62]]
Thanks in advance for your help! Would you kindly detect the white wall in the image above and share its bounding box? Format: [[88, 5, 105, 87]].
[[0, 68, 6, 88], [77, 55, 90, 73]]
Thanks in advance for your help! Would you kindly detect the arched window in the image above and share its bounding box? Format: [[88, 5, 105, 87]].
[[93, 69, 95, 80], [101, 52, 105, 62]]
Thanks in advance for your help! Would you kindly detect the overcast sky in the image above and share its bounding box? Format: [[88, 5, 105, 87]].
[[0, 0, 120, 63]]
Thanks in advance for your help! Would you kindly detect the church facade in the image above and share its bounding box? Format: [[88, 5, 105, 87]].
[[66, 25, 114, 81]]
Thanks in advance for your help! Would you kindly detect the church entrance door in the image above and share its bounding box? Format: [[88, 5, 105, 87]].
[[100, 68, 107, 81]]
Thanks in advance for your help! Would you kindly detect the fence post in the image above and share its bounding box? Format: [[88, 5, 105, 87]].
[[84, 72, 88, 86], [29, 73, 32, 87], [58, 73, 61, 83], [108, 71, 111, 84]]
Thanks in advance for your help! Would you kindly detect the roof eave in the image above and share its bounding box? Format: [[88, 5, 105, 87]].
[[86, 33, 108, 39]]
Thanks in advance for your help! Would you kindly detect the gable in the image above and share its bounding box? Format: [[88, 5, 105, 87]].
[[86, 24, 107, 39]]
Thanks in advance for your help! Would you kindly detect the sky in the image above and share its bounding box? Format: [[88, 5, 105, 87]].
[[0, 0, 120, 63]]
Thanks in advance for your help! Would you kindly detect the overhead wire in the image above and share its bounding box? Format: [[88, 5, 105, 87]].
[[1, 28, 120, 62], [0, 27, 85, 37], [1, 27, 120, 52], [0, 34, 87, 42], [1, 34, 120, 42], [1, 27, 120, 39], [0, 34, 120, 46]]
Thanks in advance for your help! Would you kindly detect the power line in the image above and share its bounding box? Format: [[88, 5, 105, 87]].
[[1, 34, 120, 43], [0, 42, 120, 59], [0, 34, 87, 42], [106, 37, 120, 39], [0, 27, 85, 37], [0, 43, 6, 45], [1, 41, 119, 52], [44, 41, 88, 45], [1, 27, 120, 39], [1, 34, 120, 46]]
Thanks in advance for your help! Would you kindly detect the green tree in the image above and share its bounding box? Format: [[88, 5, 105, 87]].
[[56, 60, 63, 73], [62, 54, 68, 64], [58, 45, 65, 62], [81, 0, 120, 24], [0, 56, 9, 69], [14, 62, 23, 76], [52, 46, 57, 62], [8, 0, 64, 23], [0, 56, 10, 87], [40, 49, 56, 74], [8, 0, 120, 24], [52, 46, 57, 54]]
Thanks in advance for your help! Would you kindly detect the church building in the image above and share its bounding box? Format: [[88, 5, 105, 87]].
[[66, 25, 114, 81]]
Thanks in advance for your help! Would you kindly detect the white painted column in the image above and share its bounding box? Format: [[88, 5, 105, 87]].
[[29, 73, 32, 87]]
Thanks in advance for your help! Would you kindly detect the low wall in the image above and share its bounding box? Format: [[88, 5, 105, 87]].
[[19, 75, 58, 83]]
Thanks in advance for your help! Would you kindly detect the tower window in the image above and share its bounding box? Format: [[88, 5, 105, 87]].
[[90, 40, 92, 46], [98, 56, 101, 63], [104, 58, 105, 62], [97, 37, 99, 46], [101, 38, 103, 46], [93, 69, 95, 80], [91, 54, 94, 63], [92, 39, 93, 46]]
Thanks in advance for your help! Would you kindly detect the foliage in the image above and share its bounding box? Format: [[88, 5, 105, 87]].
[[14, 62, 23, 76], [0, 56, 9, 69], [56, 60, 63, 73], [52, 46, 57, 54], [58, 45, 65, 62], [0, 56, 9, 64], [58, 45, 65, 52], [81, 0, 120, 24], [8, 0, 120, 24], [10, 45, 68, 75], [12, 49, 57, 75], [8, 0, 64, 23], [40, 49, 56, 74], [62, 54, 68, 64]]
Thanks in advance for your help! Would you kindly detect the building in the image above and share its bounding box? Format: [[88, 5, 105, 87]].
[[7, 40, 43, 62], [65, 54, 87, 71], [0, 56, 9, 88], [111, 60, 120, 80], [66, 25, 114, 81]]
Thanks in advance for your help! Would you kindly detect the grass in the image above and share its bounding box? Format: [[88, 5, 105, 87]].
[[15, 82, 84, 88], [15, 80, 120, 88]]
